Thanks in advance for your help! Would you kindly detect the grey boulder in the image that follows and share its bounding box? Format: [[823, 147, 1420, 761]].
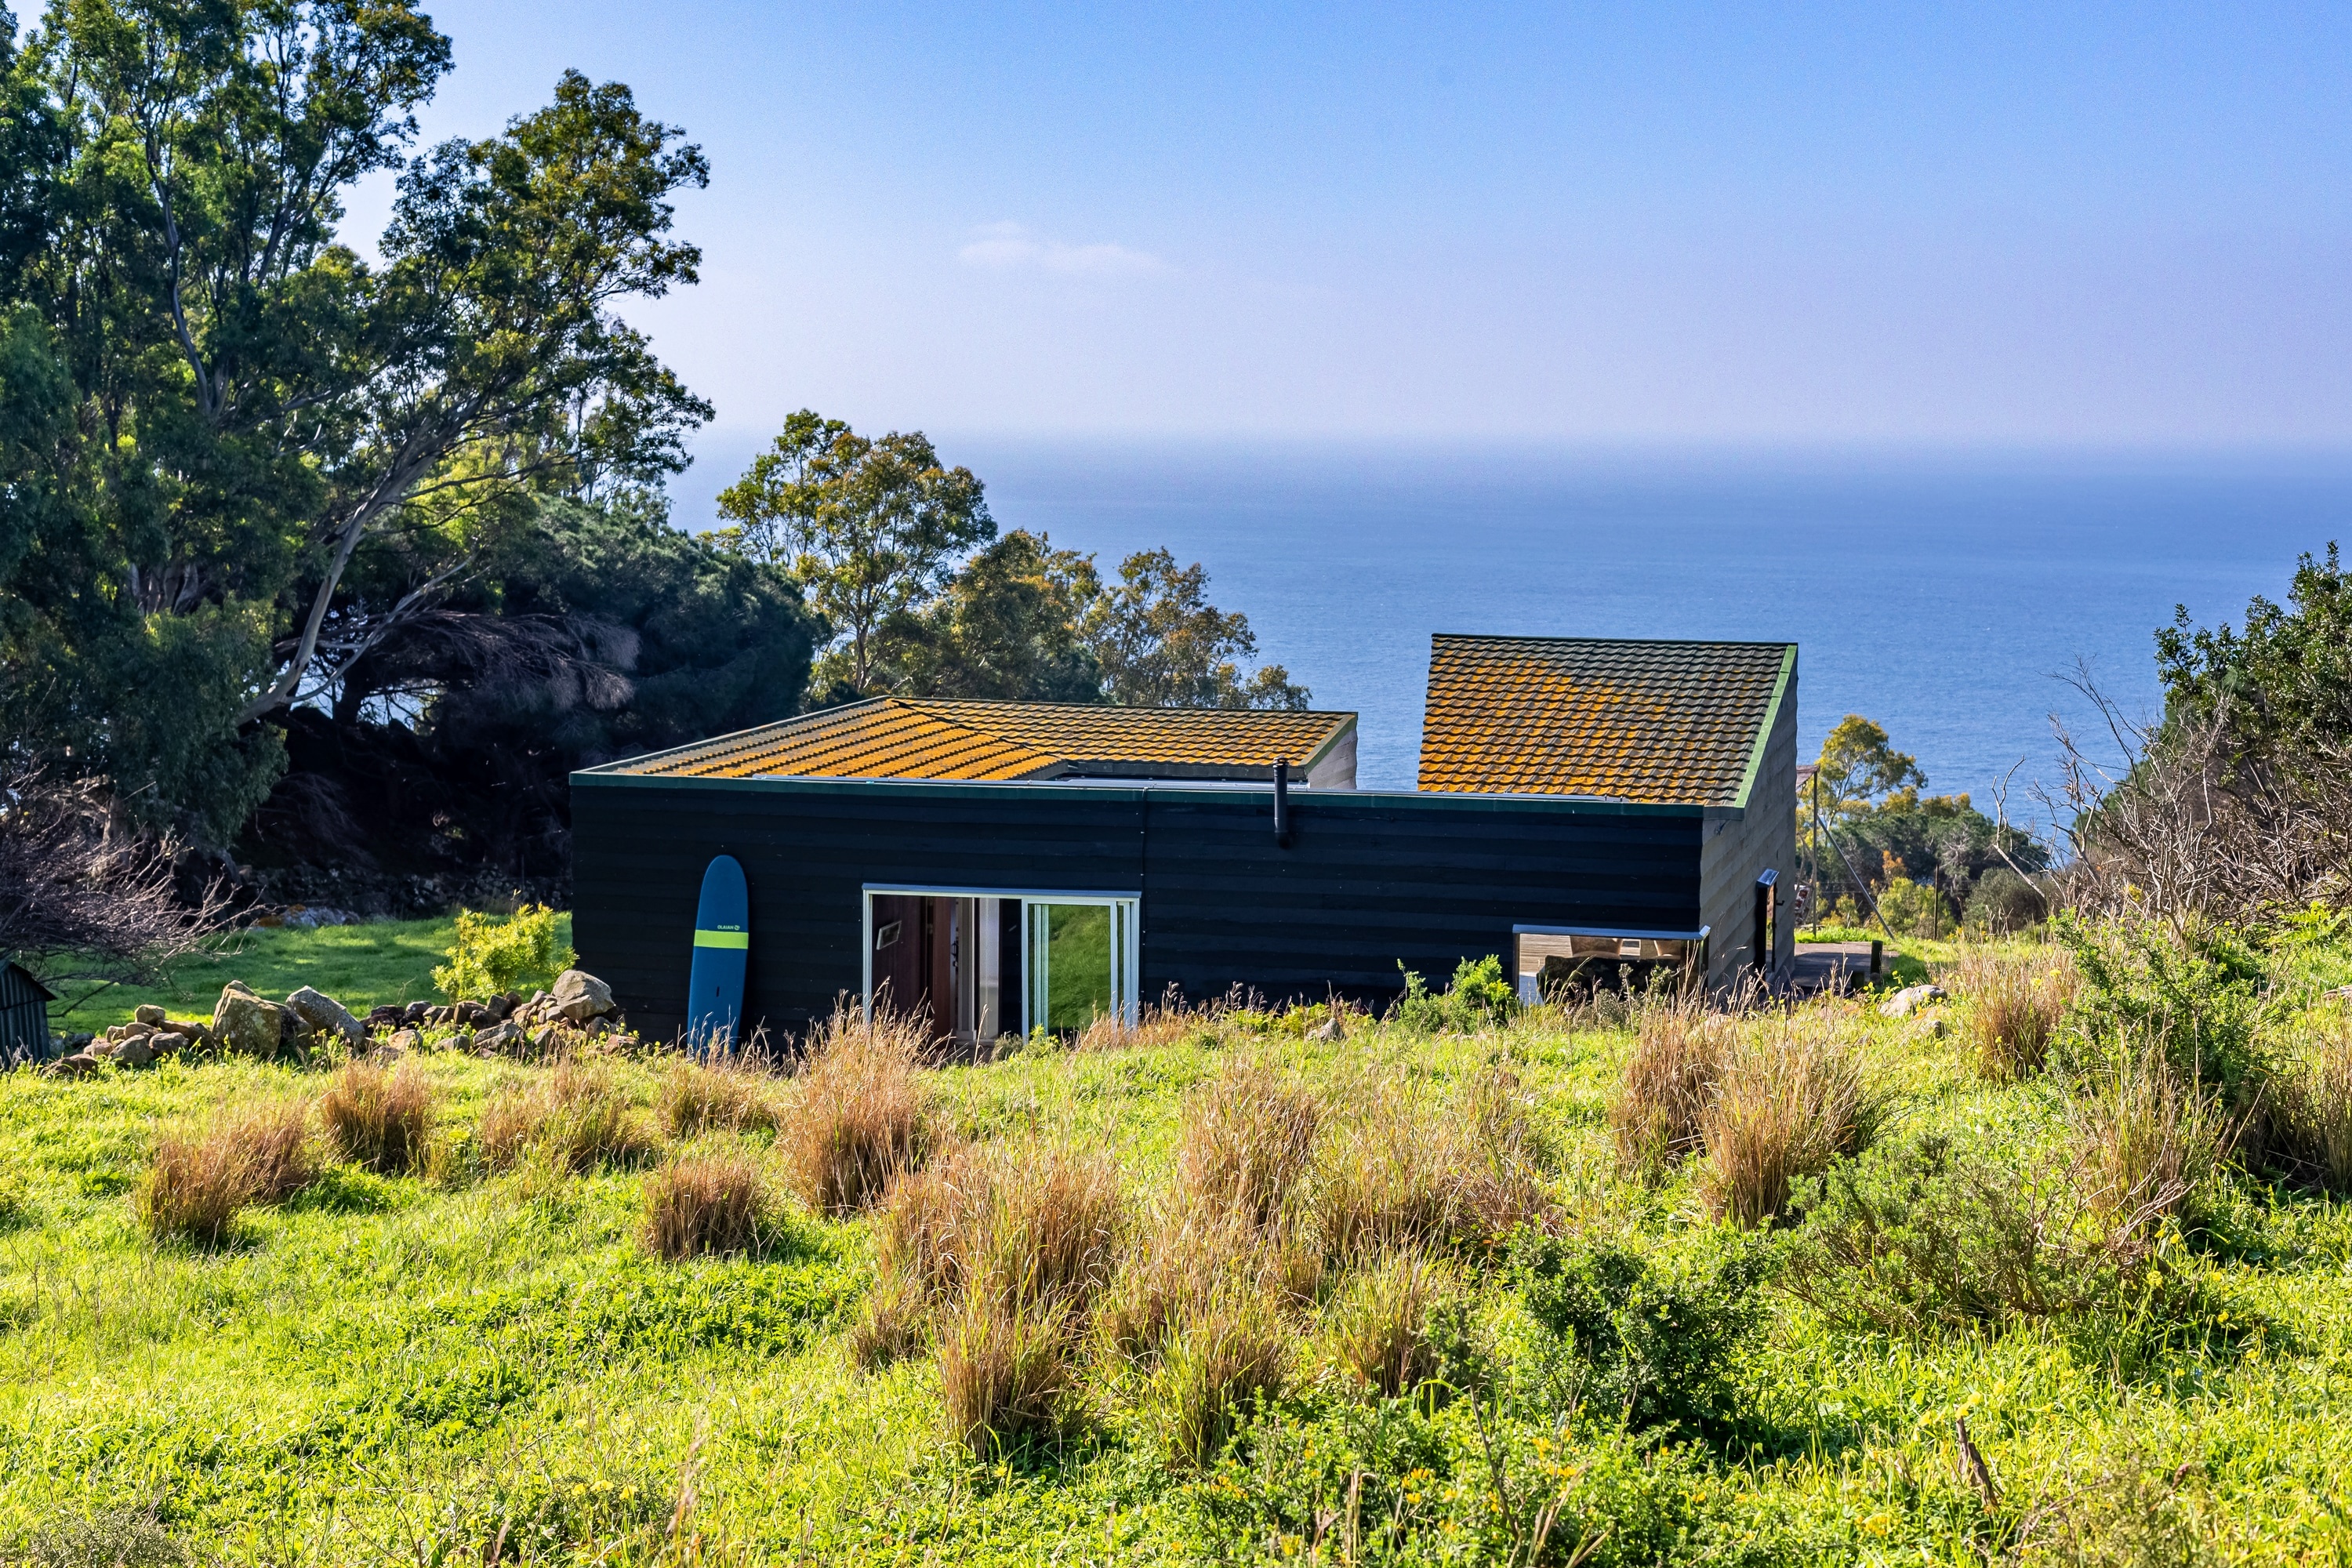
[[285, 986, 367, 1048], [550, 970, 615, 1023]]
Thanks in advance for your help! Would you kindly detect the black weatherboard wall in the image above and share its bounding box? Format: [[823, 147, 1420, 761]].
[[572, 773, 1708, 1042]]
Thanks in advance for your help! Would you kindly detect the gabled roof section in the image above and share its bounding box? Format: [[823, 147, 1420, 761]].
[[601, 698, 1359, 783], [1417, 635, 1795, 808]]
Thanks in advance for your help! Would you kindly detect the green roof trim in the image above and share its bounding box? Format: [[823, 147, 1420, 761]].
[[1730, 644, 1797, 813]]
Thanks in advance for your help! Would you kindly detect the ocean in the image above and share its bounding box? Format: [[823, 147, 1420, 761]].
[[931, 445, 2352, 823]]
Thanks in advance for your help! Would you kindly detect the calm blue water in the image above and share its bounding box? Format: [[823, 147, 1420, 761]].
[[920, 444, 2352, 822]]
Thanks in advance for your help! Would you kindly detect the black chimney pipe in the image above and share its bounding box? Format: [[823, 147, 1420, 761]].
[[1273, 759, 1292, 848]]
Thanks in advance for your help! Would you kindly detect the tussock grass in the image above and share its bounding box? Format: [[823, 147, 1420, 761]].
[[2068, 1049, 2229, 1229], [1073, 1002, 1199, 1053], [641, 1150, 770, 1260], [319, 1058, 436, 1175], [1177, 1057, 1322, 1225], [938, 1292, 1075, 1457], [782, 1003, 931, 1214], [855, 1142, 1123, 1413], [656, 1058, 781, 1138], [137, 1097, 316, 1244], [1699, 1014, 1876, 1227], [2276, 1014, 2352, 1192], [1609, 992, 1732, 1179], [1955, 945, 2078, 1080], [1316, 1064, 1553, 1259], [1322, 1249, 1446, 1398], [478, 1060, 654, 1174], [1156, 1284, 1290, 1468]]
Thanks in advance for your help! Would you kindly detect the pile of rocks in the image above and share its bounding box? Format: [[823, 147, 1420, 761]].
[[42, 967, 627, 1076], [364, 969, 630, 1056]]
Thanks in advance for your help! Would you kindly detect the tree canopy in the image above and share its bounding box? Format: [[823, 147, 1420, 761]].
[[0, 2, 712, 843]]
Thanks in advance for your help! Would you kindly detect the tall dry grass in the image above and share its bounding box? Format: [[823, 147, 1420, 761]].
[[137, 1098, 316, 1244], [1156, 1284, 1291, 1468], [1698, 1013, 1876, 1227], [1073, 1002, 1199, 1053], [1609, 993, 1732, 1180], [2069, 1049, 2230, 1229], [320, 1059, 436, 1175], [657, 1058, 781, 1138], [1322, 1249, 1446, 1398], [478, 1061, 655, 1174], [2283, 1018, 2352, 1192], [782, 1003, 931, 1214], [1315, 1064, 1553, 1259], [641, 1150, 770, 1260], [1954, 946, 2078, 1081], [938, 1292, 1076, 1457], [855, 1142, 1124, 1455], [1177, 1058, 1322, 1225]]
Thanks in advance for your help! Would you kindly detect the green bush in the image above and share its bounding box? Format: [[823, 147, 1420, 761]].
[[1512, 1234, 1766, 1439], [1964, 867, 2048, 935], [1390, 955, 1517, 1033], [1878, 876, 1955, 938], [2053, 913, 2274, 1116], [434, 903, 575, 1001], [1780, 1135, 2204, 1338]]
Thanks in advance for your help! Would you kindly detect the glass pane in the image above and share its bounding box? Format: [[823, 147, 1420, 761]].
[[1044, 903, 1113, 1029]]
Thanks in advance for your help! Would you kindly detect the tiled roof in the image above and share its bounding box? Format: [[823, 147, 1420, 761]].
[[608, 699, 1358, 782], [1417, 635, 1795, 806]]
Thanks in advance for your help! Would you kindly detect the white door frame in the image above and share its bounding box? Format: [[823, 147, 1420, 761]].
[[862, 884, 1142, 1033]]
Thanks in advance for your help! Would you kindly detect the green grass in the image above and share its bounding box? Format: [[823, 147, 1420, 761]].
[[42, 915, 572, 1034], [4, 933, 2352, 1563]]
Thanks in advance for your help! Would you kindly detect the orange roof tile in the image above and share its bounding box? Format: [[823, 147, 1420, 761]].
[[611, 699, 1357, 782], [1417, 635, 1794, 806]]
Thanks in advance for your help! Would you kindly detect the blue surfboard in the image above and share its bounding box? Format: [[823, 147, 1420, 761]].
[[685, 855, 749, 1054]]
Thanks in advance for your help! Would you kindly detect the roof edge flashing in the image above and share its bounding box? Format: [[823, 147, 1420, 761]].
[[1730, 644, 1798, 812]]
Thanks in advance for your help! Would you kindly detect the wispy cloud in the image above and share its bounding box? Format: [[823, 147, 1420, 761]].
[[956, 220, 1171, 278]]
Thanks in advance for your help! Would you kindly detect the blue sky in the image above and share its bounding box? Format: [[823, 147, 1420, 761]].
[[352, 2, 2352, 505]]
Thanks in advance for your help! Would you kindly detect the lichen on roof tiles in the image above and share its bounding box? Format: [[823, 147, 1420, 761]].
[[1417, 634, 1793, 806], [608, 698, 1358, 782]]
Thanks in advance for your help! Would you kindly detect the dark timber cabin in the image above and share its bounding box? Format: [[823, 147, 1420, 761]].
[[572, 634, 1798, 1045], [0, 960, 55, 1068]]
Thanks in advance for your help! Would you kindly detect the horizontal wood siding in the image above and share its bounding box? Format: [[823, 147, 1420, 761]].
[[572, 776, 1702, 1043], [1697, 663, 1800, 986]]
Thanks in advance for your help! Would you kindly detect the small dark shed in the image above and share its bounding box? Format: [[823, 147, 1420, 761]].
[[0, 960, 56, 1066], [572, 634, 1798, 1046]]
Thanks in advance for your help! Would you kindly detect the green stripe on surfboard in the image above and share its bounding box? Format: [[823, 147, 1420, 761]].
[[694, 929, 749, 949]]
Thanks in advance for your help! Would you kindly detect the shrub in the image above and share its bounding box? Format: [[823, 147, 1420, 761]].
[[320, 1059, 436, 1175], [1953, 946, 2078, 1081], [136, 1098, 316, 1244], [1878, 876, 1956, 939], [656, 1058, 780, 1138], [9, 1504, 190, 1567], [938, 1291, 1075, 1457], [1965, 866, 2048, 935], [1178, 1058, 1322, 1226], [478, 1061, 654, 1174], [782, 1003, 931, 1214], [1156, 1284, 1291, 1468], [1322, 1250, 1445, 1398], [1609, 993, 1730, 1179], [1782, 1135, 2194, 1336], [1514, 1235, 1766, 1439], [1388, 956, 1516, 1033], [434, 902, 573, 1002], [2014, 1439, 2219, 1567], [2055, 913, 2272, 1111], [641, 1150, 769, 1261], [1697, 1014, 1875, 1227]]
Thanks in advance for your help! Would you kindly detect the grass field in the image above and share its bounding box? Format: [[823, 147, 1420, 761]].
[[43, 916, 570, 1035], [5, 925, 2352, 1564]]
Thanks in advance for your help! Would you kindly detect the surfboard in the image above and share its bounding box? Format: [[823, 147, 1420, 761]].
[[685, 854, 750, 1053]]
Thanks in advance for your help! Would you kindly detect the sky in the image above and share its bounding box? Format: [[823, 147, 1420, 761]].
[[344, 2, 2352, 520]]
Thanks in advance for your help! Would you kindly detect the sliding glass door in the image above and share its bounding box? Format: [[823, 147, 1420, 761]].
[[1024, 897, 1138, 1032]]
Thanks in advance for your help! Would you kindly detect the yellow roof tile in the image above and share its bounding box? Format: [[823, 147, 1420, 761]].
[[612, 699, 1357, 782], [1417, 635, 1793, 806]]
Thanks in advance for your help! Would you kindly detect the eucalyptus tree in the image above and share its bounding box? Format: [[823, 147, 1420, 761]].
[[0, 1, 710, 842]]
